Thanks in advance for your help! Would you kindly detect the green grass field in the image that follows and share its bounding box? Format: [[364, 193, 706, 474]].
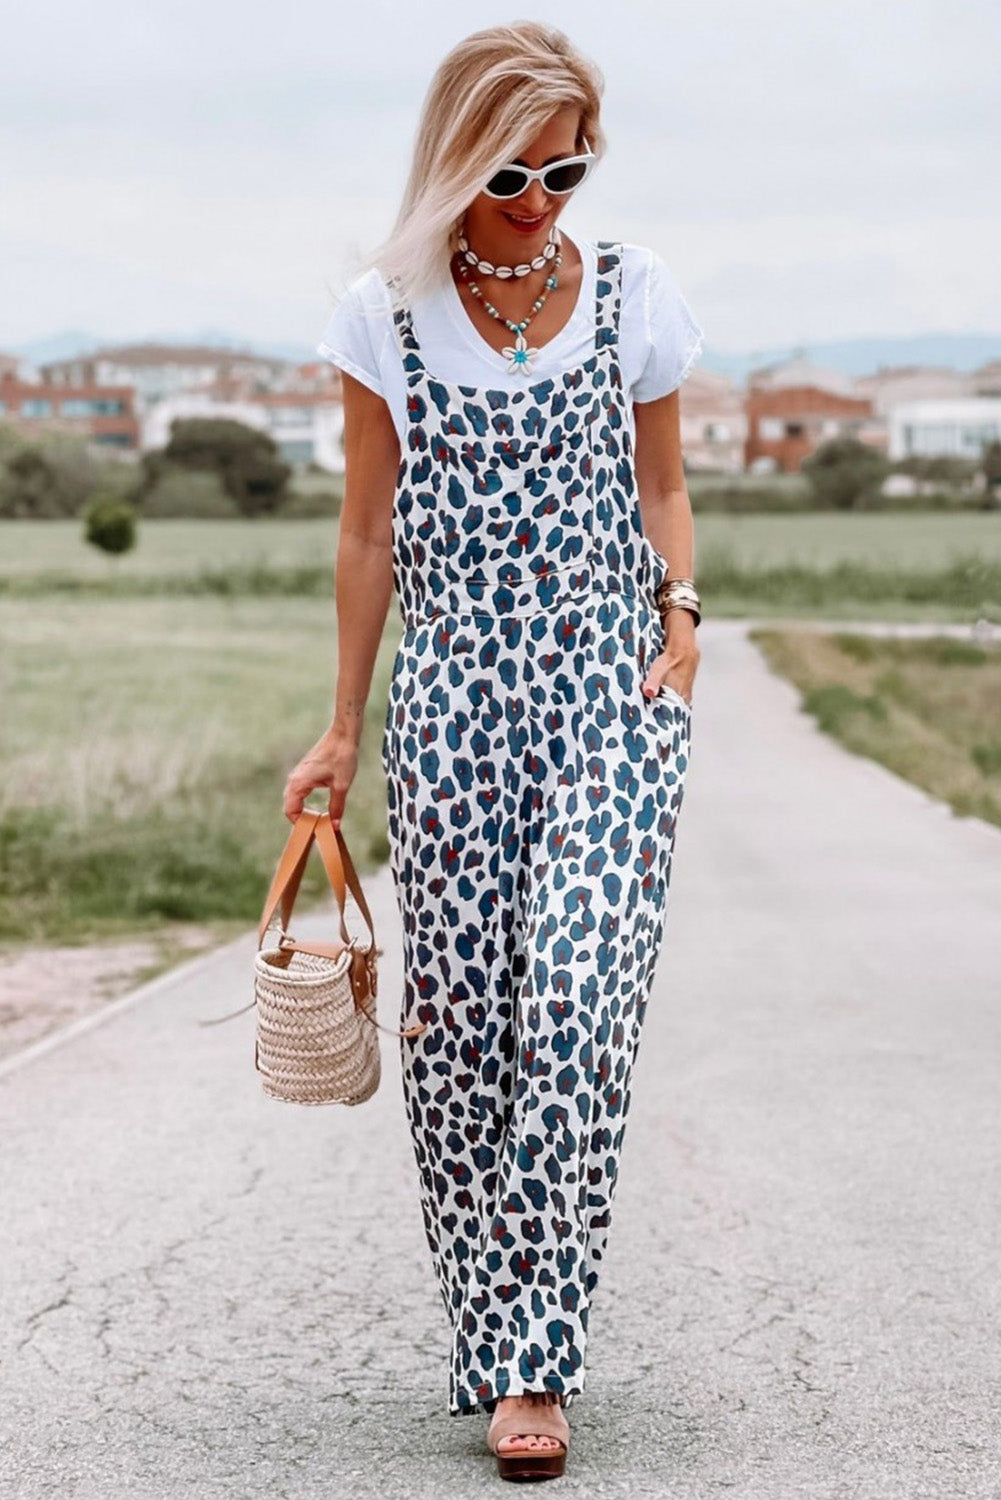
[[3, 514, 998, 622], [3, 510, 1001, 575], [0, 518, 340, 579], [0, 593, 399, 944], [1, 514, 999, 949]]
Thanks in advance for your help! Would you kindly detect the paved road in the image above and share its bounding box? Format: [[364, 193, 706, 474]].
[[2, 619, 999, 1500]]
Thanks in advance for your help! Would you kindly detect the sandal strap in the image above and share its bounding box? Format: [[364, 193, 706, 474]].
[[487, 1397, 570, 1454]]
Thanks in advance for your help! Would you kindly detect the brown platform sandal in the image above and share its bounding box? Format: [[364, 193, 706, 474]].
[[487, 1391, 570, 1482]]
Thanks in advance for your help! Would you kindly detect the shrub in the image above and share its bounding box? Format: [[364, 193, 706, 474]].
[[83, 493, 138, 556], [139, 466, 239, 518], [0, 426, 135, 517], [277, 487, 342, 519], [893, 453, 978, 489], [2, 432, 95, 517], [138, 417, 292, 516], [0, 420, 26, 468], [801, 437, 891, 510], [0, 445, 59, 517]]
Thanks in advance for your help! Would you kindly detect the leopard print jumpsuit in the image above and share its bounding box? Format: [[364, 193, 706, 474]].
[[381, 243, 692, 1416]]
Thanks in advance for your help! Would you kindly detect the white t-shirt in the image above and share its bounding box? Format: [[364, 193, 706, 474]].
[[316, 238, 704, 446]]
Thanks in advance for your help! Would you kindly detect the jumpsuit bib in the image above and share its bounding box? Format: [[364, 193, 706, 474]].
[[382, 244, 692, 1416]]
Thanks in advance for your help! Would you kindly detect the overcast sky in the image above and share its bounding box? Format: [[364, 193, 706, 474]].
[[3, 0, 999, 355]]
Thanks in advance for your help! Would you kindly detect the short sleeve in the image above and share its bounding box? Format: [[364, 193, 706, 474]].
[[633, 250, 704, 403], [316, 271, 389, 399]]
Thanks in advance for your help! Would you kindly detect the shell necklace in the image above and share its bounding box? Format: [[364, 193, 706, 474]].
[[454, 242, 563, 376], [456, 222, 561, 278]]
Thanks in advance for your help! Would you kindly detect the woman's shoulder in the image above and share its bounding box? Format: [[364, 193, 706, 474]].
[[589, 239, 703, 397], [610, 239, 680, 288], [316, 267, 397, 393], [578, 237, 682, 309], [578, 236, 660, 266]]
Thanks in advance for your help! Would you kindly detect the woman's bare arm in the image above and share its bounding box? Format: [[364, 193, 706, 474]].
[[633, 388, 700, 704], [283, 371, 401, 823]]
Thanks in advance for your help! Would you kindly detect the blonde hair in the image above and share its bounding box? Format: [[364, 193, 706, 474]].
[[368, 22, 605, 310]]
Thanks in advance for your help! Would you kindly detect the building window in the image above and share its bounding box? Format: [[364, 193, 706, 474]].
[[962, 424, 1000, 449], [278, 439, 315, 464], [909, 424, 963, 456], [60, 398, 126, 417], [759, 417, 784, 441], [21, 399, 53, 417], [786, 422, 805, 438]]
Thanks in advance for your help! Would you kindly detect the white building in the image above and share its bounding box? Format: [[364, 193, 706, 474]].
[[261, 393, 344, 471], [888, 398, 1001, 461], [41, 345, 293, 415]]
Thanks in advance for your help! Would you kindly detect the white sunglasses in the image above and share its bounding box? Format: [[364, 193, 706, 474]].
[[482, 138, 596, 200]]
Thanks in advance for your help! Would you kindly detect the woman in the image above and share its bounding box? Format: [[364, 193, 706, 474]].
[[286, 21, 704, 1482]]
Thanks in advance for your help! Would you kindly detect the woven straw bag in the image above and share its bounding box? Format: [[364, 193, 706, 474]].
[[251, 809, 425, 1106]]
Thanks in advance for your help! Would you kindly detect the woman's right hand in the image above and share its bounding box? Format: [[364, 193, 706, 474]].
[[283, 730, 359, 828]]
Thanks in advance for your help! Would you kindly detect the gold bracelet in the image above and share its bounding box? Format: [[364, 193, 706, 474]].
[[656, 576, 701, 627], [660, 601, 701, 628], [655, 575, 698, 602]]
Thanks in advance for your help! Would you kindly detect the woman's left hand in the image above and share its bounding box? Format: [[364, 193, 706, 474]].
[[641, 611, 700, 707]]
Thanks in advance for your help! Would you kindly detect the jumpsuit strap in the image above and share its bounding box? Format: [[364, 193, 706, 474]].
[[593, 241, 624, 351], [387, 277, 427, 375]]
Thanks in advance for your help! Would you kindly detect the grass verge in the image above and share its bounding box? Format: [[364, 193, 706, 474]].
[[750, 628, 1001, 829]]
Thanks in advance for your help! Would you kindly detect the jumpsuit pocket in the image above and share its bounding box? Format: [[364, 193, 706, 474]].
[[638, 630, 692, 717], [657, 681, 692, 715]]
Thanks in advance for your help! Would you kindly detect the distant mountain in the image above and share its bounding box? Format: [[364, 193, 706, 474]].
[[10, 331, 316, 367], [11, 328, 1001, 381], [701, 332, 1001, 384], [11, 331, 101, 365], [175, 330, 318, 363]]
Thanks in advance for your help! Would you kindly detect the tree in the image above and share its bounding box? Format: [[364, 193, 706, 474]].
[[983, 441, 1001, 496], [139, 417, 292, 516], [83, 493, 138, 558], [0, 420, 26, 468], [1, 446, 57, 518], [801, 437, 890, 510], [0, 427, 120, 517]]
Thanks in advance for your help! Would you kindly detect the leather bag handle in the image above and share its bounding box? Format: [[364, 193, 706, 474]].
[[257, 810, 375, 955], [201, 810, 426, 1039], [256, 810, 317, 943]]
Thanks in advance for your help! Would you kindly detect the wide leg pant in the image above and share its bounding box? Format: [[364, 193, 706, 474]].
[[384, 595, 691, 1415]]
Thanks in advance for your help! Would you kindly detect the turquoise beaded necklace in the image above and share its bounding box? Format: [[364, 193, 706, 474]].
[[454, 237, 563, 376]]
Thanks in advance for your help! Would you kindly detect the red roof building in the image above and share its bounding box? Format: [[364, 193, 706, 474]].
[[744, 384, 876, 473], [0, 373, 139, 450]]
